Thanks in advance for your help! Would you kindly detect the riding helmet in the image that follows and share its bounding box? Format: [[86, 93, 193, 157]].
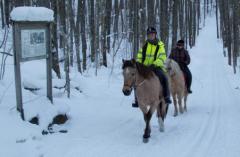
[[147, 27, 157, 34]]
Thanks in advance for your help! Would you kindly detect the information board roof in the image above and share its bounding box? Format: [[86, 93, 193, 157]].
[[10, 7, 54, 22]]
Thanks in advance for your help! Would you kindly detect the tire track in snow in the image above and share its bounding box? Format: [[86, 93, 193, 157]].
[[178, 17, 225, 157], [182, 57, 221, 157]]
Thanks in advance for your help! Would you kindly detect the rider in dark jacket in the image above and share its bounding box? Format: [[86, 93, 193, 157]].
[[169, 40, 192, 93]]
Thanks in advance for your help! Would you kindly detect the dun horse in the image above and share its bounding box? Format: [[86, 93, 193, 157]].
[[165, 58, 188, 116], [122, 59, 168, 143]]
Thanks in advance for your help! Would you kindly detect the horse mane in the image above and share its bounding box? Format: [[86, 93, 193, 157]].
[[122, 59, 154, 79], [166, 59, 182, 75], [135, 62, 154, 79], [122, 60, 135, 69]]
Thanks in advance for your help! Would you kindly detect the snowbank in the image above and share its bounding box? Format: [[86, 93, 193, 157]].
[[23, 95, 70, 129], [10, 7, 54, 22]]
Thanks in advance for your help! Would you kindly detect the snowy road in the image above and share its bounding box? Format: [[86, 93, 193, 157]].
[[1, 17, 240, 157]]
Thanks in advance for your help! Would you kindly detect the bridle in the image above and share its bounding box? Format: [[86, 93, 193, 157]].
[[123, 70, 146, 90], [166, 66, 176, 77], [123, 79, 145, 89]]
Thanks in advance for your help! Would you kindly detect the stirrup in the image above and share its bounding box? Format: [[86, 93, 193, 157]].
[[165, 97, 172, 104], [187, 88, 192, 94], [132, 102, 139, 108]]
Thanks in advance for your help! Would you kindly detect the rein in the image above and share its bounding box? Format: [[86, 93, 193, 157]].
[[168, 70, 176, 77], [136, 80, 146, 87], [124, 79, 146, 89]]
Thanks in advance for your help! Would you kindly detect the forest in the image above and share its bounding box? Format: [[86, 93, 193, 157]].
[[0, 0, 239, 76]]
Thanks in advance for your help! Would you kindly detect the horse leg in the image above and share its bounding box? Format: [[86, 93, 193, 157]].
[[173, 94, 178, 117], [178, 94, 184, 114], [143, 111, 152, 143], [184, 92, 188, 112], [157, 102, 165, 132]]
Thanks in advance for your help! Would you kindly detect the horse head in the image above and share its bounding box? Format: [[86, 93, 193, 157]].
[[165, 58, 175, 76], [122, 59, 137, 96]]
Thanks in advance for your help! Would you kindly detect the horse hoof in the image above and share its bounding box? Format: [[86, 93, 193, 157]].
[[158, 118, 164, 132], [159, 127, 164, 132], [173, 113, 178, 117], [143, 134, 150, 138], [143, 137, 149, 143]]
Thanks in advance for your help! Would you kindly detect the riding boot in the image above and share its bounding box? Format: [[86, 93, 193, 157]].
[[186, 78, 192, 94], [165, 96, 172, 104], [164, 85, 172, 104], [185, 67, 192, 94], [187, 88, 192, 94]]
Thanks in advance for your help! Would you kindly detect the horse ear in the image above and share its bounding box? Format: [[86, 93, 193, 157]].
[[131, 58, 136, 64]]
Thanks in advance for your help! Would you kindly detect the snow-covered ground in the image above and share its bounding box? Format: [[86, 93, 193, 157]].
[[1, 16, 240, 157]]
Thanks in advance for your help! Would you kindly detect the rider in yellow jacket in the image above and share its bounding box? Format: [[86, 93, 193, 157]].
[[132, 27, 171, 107], [137, 40, 166, 71]]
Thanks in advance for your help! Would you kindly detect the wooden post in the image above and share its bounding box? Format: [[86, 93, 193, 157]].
[[13, 23, 24, 120], [47, 23, 53, 103]]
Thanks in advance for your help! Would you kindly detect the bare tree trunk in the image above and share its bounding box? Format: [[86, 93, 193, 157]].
[[100, 0, 108, 67], [105, 0, 112, 54], [192, 1, 197, 46], [59, 0, 67, 49], [1, 0, 5, 28], [216, 0, 219, 39], [75, 0, 82, 73], [160, 0, 170, 53], [80, 0, 87, 71], [89, 0, 96, 63], [65, 1, 71, 98], [133, 0, 139, 58], [35, 0, 50, 7], [226, 2, 232, 65], [128, 0, 134, 43], [112, 0, 119, 48], [204, 0, 206, 26], [179, 0, 184, 40], [232, 0, 240, 73], [4, 0, 9, 27], [95, 0, 101, 75], [171, 0, 179, 49], [13, 0, 24, 6], [197, 0, 201, 36], [188, 1, 193, 48], [139, 0, 146, 46], [51, 0, 61, 78], [69, 0, 75, 67], [185, 0, 188, 49], [147, 0, 155, 27]]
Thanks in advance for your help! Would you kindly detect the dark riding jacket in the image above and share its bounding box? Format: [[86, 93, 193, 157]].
[[169, 48, 190, 67]]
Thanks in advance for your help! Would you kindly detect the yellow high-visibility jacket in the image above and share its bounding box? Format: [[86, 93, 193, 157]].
[[136, 41, 166, 71]]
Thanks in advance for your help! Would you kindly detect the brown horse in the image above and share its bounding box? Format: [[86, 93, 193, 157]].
[[122, 59, 168, 143], [165, 58, 188, 116]]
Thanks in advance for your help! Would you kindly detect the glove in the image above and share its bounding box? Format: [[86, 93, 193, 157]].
[[149, 64, 156, 71]]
